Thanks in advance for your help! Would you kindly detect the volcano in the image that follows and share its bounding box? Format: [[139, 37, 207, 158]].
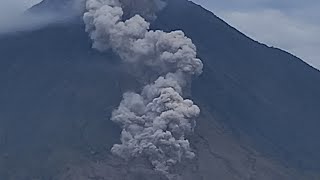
[[0, 0, 320, 179]]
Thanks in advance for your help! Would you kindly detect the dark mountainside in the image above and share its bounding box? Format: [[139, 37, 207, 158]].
[[0, 0, 320, 179], [156, 0, 320, 168]]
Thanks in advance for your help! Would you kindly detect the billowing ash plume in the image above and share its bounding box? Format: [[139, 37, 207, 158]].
[[111, 73, 200, 174], [83, 0, 203, 176]]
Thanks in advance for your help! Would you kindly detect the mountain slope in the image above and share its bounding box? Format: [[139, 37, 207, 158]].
[[0, 0, 319, 179], [154, 0, 320, 170]]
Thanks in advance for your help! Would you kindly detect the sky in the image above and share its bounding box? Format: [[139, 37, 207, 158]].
[[0, 0, 40, 19], [1, 0, 319, 69], [0, 0, 30, 22], [192, 0, 320, 69], [0, 0, 43, 33]]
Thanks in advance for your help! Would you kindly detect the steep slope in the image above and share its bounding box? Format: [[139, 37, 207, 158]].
[[0, 0, 319, 179], [154, 0, 320, 170], [0, 24, 125, 179]]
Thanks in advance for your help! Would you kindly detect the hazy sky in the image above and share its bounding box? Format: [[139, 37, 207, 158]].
[[192, 0, 320, 69], [1, 0, 319, 69], [0, 0, 42, 24], [0, 1, 32, 21], [0, 0, 40, 16], [0, 0, 54, 33]]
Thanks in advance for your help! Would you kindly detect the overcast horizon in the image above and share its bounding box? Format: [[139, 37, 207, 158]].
[[0, 0, 319, 70], [192, 0, 320, 70]]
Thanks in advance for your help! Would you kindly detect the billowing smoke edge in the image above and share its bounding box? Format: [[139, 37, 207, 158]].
[[83, 0, 203, 178]]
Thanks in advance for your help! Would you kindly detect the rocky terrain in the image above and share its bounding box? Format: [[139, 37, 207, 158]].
[[0, 0, 319, 179]]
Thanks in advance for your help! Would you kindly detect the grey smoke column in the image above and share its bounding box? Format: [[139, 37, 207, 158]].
[[83, 0, 203, 176]]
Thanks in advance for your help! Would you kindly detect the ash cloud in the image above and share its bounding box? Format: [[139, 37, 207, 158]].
[[84, 0, 203, 177], [111, 78, 200, 174]]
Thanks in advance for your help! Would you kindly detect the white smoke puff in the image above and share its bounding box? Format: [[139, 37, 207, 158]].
[[83, 0, 124, 51], [131, 30, 203, 75], [84, 0, 203, 75], [111, 77, 200, 174], [83, 0, 203, 176], [142, 73, 184, 101]]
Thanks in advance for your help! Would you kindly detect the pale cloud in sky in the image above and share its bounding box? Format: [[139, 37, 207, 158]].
[[0, 0, 41, 17], [192, 0, 320, 70], [222, 9, 320, 68], [0, 0, 42, 32], [0, 0, 68, 34]]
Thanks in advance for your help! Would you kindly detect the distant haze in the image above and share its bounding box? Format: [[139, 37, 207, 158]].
[[193, 0, 320, 70], [1, 0, 319, 70], [0, 0, 73, 34], [0, 0, 41, 19]]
